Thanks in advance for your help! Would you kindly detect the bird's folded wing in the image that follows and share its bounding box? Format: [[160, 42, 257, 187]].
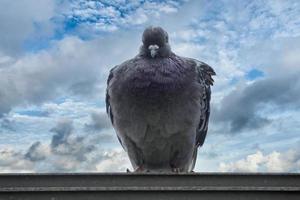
[[106, 65, 127, 150], [106, 66, 116, 125], [193, 59, 216, 147]]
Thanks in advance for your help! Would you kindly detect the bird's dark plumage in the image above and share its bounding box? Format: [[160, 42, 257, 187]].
[[106, 26, 215, 172]]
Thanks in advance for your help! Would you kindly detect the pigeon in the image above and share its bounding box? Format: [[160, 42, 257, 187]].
[[106, 26, 215, 172]]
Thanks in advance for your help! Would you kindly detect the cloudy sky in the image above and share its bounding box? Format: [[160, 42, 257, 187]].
[[0, 0, 300, 173]]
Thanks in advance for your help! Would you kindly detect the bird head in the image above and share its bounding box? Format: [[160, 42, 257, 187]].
[[141, 26, 171, 58]]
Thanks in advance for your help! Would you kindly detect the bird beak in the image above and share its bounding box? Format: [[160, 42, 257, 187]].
[[148, 44, 159, 58]]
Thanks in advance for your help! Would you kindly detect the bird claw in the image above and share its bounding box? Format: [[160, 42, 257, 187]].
[[172, 168, 182, 173], [134, 166, 145, 173], [126, 167, 151, 173]]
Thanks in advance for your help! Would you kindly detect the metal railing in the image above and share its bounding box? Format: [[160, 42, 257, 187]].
[[0, 173, 299, 199]]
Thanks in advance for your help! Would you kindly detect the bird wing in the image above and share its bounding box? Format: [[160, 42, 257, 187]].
[[106, 65, 126, 149], [106, 66, 116, 125], [192, 59, 216, 147]]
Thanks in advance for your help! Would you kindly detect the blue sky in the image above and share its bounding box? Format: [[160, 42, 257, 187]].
[[0, 0, 300, 172]]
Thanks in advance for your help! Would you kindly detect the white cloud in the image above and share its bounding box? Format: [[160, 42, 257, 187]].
[[61, 0, 182, 34], [0, 27, 142, 117], [95, 150, 131, 172], [0, 0, 55, 56], [0, 118, 129, 173], [219, 149, 300, 172], [0, 147, 34, 173], [219, 151, 264, 172], [0, 145, 129, 173]]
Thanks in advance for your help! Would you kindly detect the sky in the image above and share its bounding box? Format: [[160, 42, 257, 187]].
[[0, 0, 300, 173]]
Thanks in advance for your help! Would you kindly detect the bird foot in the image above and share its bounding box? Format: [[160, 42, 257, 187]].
[[134, 166, 146, 173], [172, 168, 182, 173], [127, 167, 151, 173]]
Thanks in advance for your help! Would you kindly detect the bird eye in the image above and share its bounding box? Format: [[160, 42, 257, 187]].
[[164, 31, 169, 42]]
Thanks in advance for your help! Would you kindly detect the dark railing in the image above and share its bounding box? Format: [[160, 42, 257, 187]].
[[0, 173, 299, 199]]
